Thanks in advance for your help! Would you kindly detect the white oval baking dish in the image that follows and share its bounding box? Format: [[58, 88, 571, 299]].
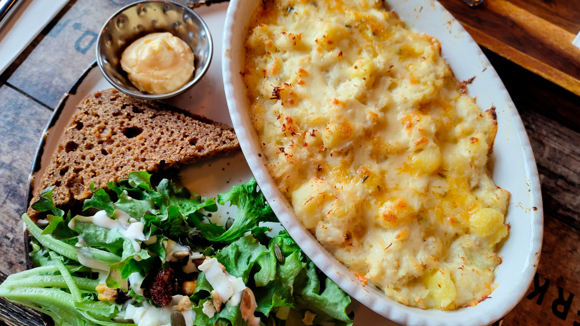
[[222, 1, 544, 325]]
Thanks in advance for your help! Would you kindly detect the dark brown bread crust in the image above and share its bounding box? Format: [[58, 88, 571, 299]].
[[28, 89, 239, 219]]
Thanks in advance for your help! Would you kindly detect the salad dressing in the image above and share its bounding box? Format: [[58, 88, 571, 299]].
[[75, 248, 115, 287], [164, 239, 190, 262], [182, 252, 203, 274], [69, 209, 148, 252], [126, 295, 195, 326], [129, 272, 145, 296], [76, 247, 111, 272], [75, 237, 87, 247]]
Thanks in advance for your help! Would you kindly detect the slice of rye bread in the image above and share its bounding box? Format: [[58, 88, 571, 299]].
[[27, 88, 240, 220]]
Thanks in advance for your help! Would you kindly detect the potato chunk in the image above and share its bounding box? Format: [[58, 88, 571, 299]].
[[470, 208, 508, 245], [322, 120, 354, 149], [459, 132, 489, 167], [292, 178, 334, 229], [315, 21, 349, 48], [377, 198, 414, 229], [411, 143, 441, 175], [426, 268, 456, 309]]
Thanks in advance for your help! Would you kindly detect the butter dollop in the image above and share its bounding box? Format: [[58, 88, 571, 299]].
[[120, 32, 194, 95]]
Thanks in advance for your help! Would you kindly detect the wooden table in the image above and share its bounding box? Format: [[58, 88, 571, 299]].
[[439, 0, 580, 98], [0, 0, 579, 325]]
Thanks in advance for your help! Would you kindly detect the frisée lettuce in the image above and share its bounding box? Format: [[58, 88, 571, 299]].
[[0, 172, 354, 326]]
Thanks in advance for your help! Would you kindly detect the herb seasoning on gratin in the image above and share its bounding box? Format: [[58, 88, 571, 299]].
[[242, 0, 510, 310]]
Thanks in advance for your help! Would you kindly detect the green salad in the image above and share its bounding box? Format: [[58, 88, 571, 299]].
[[0, 172, 354, 326]]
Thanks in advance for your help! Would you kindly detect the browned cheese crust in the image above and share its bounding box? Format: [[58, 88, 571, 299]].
[[28, 89, 239, 219]]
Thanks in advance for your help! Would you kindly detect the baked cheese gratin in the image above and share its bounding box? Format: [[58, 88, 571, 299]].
[[242, 0, 510, 310]]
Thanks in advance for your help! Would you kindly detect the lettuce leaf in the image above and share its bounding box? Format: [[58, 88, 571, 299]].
[[114, 190, 156, 220], [193, 298, 246, 326], [192, 232, 352, 325], [83, 185, 115, 216], [49, 211, 78, 240], [41, 215, 63, 235], [69, 220, 155, 287], [254, 282, 293, 317], [207, 179, 278, 243], [29, 241, 52, 267], [127, 171, 153, 189], [155, 178, 218, 219], [31, 187, 64, 217], [293, 262, 353, 325], [215, 234, 269, 282]]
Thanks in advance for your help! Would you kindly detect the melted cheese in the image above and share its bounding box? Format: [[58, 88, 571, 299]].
[[242, 0, 510, 310]]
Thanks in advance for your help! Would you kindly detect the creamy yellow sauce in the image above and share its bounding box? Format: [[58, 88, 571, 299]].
[[120, 32, 194, 95], [242, 0, 510, 310]]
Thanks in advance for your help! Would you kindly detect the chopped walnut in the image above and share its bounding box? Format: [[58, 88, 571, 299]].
[[176, 296, 193, 311], [212, 290, 222, 313], [96, 284, 118, 302], [172, 250, 190, 260], [193, 258, 206, 267], [240, 288, 257, 321]]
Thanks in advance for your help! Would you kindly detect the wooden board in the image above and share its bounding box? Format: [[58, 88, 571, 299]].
[[439, 0, 580, 97]]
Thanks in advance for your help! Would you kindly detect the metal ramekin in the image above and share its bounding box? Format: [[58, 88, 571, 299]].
[[96, 1, 213, 100]]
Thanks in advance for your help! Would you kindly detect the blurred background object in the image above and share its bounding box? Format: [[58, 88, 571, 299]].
[[461, 0, 484, 7], [0, 0, 21, 29], [0, 0, 69, 75]]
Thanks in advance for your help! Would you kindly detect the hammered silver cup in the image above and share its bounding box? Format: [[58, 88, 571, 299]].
[[96, 1, 213, 100]]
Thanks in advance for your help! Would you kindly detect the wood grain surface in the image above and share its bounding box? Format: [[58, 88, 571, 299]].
[[2, 0, 134, 108], [0, 85, 52, 275], [524, 110, 580, 231], [502, 215, 580, 325], [487, 48, 580, 233], [0, 1, 579, 325], [505, 0, 580, 35], [485, 48, 580, 135], [439, 0, 580, 97]]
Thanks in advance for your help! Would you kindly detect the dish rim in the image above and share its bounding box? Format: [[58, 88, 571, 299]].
[[221, 0, 544, 325]]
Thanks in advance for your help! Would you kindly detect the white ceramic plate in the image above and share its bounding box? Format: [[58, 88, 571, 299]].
[[222, 0, 544, 325], [26, 3, 391, 325]]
